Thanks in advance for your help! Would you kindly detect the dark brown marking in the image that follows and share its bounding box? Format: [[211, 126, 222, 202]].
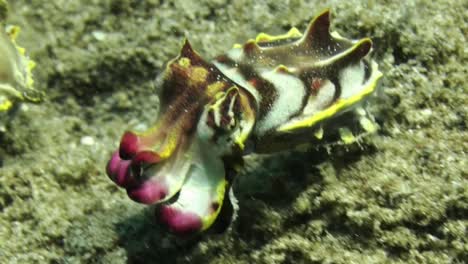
[[211, 202, 220, 212], [235, 64, 278, 121], [243, 41, 261, 57]]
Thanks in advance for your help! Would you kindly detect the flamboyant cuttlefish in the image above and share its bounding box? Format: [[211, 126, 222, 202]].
[[107, 10, 383, 235], [0, 23, 41, 112]]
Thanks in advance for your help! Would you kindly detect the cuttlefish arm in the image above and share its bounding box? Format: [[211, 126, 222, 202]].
[[106, 41, 256, 234]]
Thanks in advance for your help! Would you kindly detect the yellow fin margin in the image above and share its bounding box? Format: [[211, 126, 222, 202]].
[[278, 61, 383, 132], [201, 179, 228, 231], [255, 27, 302, 43]]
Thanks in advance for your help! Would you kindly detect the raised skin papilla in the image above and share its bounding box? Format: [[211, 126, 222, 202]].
[[106, 9, 382, 235]]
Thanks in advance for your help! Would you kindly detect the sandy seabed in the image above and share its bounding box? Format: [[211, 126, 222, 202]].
[[0, 0, 466, 263]]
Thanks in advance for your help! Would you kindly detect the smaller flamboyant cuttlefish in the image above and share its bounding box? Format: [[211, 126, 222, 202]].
[[0, 22, 41, 113], [107, 9, 383, 235]]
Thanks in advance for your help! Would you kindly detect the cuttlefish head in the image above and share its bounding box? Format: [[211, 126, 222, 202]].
[[106, 40, 256, 235]]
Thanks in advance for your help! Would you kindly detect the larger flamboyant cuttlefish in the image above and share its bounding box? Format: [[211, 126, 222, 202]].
[[107, 10, 383, 235]]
